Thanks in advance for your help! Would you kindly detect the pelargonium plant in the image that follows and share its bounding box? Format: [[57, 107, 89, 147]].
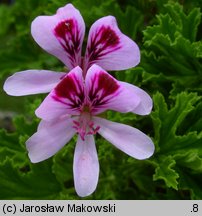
[[4, 3, 140, 96], [27, 64, 154, 197], [3, 3, 155, 197]]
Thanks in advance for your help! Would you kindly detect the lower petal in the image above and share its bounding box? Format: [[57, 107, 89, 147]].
[[94, 117, 154, 160], [3, 70, 66, 96], [73, 135, 99, 197], [26, 116, 75, 163]]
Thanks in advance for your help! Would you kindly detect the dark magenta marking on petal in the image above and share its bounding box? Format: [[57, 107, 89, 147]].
[[54, 19, 82, 67], [89, 71, 120, 108], [54, 74, 85, 109], [86, 26, 121, 66], [100, 27, 119, 47]]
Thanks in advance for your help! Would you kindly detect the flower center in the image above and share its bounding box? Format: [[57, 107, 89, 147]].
[[73, 112, 100, 141]]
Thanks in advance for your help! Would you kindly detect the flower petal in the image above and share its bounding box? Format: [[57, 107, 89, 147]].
[[84, 16, 140, 71], [31, 3, 85, 69], [120, 81, 153, 115], [73, 135, 99, 197], [26, 116, 75, 163], [3, 70, 65, 96], [94, 117, 155, 160], [85, 64, 140, 114], [36, 66, 84, 120]]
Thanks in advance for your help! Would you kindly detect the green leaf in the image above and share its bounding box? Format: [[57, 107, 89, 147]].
[[0, 159, 61, 199], [178, 171, 202, 199], [52, 139, 75, 192], [151, 92, 202, 192], [163, 3, 201, 42], [153, 156, 179, 189], [152, 92, 201, 152], [142, 2, 202, 93], [0, 129, 26, 164], [0, 5, 15, 36], [144, 2, 201, 42], [174, 148, 202, 173]]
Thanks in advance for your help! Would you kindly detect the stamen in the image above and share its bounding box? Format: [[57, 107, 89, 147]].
[[72, 113, 100, 141], [73, 120, 80, 127]]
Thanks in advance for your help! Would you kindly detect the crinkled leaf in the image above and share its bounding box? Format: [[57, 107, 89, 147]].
[[142, 2, 202, 93], [151, 92, 202, 191], [0, 159, 61, 199], [152, 92, 201, 152], [163, 3, 201, 42], [144, 3, 201, 42], [153, 156, 179, 189], [174, 149, 202, 173]]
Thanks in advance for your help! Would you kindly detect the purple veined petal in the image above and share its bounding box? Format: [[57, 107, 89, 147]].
[[83, 16, 140, 72], [85, 64, 140, 114], [36, 66, 84, 120], [94, 117, 155, 160], [120, 81, 153, 115], [31, 3, 85, 70], [3, 70, 66, 96], [73, 135, 99, 197], [124, 82, 153, 115], [26, 116, 76, 163]]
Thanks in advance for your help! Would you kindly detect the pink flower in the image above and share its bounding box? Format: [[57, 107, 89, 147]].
[[4, 3, 140, 96], [26, 64, 154, 197]]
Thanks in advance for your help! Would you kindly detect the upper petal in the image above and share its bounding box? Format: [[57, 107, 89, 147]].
[[84, 16, 140, 71], [36, 66, 84, 120], [73, 135, 99, 197], [26, 116, 75, 163], [94, 117, 155, 160], [85, 64, 140, 114], [120, 81, 153, 115], [3, 70, 65, 96], [31, 4, 85, 69]]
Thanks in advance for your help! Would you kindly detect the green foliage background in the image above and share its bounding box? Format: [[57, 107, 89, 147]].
[[0, 0, 201, 199]]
